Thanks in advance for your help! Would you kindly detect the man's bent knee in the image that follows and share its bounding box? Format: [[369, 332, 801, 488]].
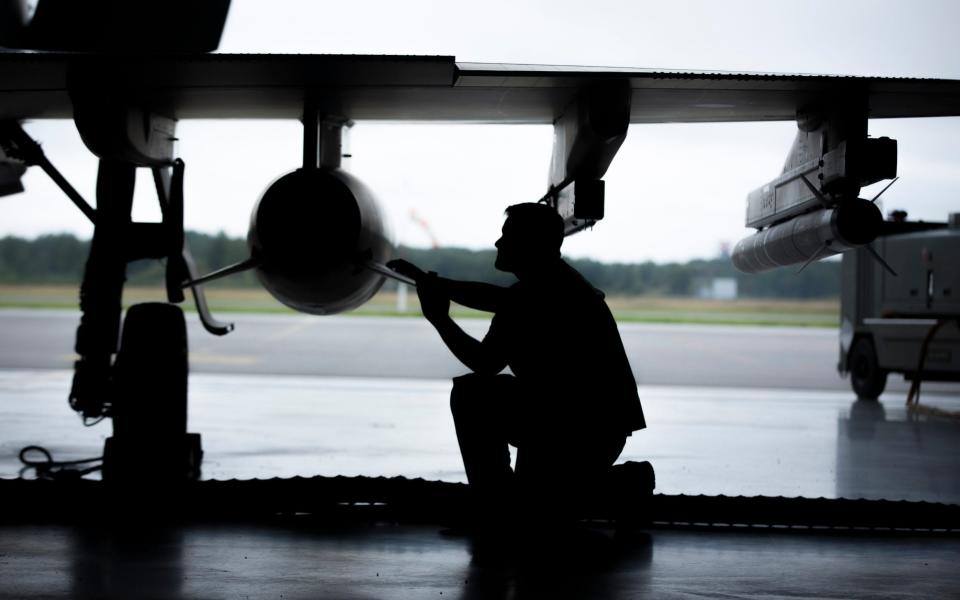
[[451, 373, 489, 416]]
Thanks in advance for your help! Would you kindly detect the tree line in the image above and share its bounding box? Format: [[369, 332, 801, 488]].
[[0, 231, 841, 298]]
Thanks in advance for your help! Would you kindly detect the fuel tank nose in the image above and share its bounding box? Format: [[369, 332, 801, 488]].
[[247, 167, 391, 314]]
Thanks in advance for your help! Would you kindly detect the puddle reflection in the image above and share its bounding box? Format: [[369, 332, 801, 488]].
[[837, 398, 960, 503]]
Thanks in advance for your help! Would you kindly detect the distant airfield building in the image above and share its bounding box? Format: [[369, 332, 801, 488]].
[[697, 277, 738, 301]]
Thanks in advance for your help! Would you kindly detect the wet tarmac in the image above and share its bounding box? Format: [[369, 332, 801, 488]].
[[2, 370, 959, 504]]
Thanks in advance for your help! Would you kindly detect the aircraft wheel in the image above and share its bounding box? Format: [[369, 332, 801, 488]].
[[113, 302, 188, 430], [849, 337, 887, 400]]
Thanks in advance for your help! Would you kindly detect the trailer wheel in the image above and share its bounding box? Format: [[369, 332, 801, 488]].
[[849, 337, 887, 400]]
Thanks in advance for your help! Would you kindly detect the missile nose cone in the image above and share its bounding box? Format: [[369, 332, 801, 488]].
[[835, 199, 882, 246], [247, 167, 391, 315], [252, 168, 361, 273]]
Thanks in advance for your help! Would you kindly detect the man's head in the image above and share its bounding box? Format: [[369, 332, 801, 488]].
[[494, 203, 564, 274]]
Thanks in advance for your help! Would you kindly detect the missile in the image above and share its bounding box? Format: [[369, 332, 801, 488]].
[[247, 167, 392, 315], [732, 198, 882, 273], [182, 166, 393, 315]]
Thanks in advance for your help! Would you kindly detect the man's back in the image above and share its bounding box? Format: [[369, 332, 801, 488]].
[[484, 258, 645, 436]]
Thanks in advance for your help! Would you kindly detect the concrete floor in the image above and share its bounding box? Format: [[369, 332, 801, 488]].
[[1, 520, 958, 599]]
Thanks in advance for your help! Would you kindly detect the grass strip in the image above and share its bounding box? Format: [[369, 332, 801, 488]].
[[0, 285, 839, 328]]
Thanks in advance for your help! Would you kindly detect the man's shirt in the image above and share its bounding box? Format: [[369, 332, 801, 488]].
[[483, 259, 646, 436]]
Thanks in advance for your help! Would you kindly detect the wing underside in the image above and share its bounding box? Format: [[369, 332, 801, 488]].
[[1, 53, 958, 123]]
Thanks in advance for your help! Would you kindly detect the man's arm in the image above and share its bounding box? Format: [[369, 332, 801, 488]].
[[417, 276, 507, 375], [387, 258, 507, 312], [436, 278, 506, 313], [428, 313, 507, 375]]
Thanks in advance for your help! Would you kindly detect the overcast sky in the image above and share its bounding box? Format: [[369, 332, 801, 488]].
[[5, 0, 960, 263]]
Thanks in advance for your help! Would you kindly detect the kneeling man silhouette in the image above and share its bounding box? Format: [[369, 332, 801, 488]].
[[389, 203, 646, 532]]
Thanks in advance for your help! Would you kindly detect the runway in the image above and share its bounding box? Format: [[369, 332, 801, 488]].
[[3, 308, 955, 393]]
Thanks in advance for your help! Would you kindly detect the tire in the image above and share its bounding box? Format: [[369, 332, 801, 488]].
[[113, 302, 188, 436], [849, 337, 887, 400], [106, 303, 193, 482]]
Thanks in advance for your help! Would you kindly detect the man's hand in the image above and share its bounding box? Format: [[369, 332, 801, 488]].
[[386, 259, 427, 284], [417, 274, 450, 323]]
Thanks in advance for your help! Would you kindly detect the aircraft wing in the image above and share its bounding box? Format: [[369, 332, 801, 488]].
[[1, 53, 959, 123]]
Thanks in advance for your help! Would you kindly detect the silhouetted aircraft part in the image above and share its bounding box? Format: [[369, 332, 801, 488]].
[[0, 0, 231, 53], [797, 173, 831, 208], [159, 160, 185, 302], [537, 177, 606, 235], [363, 260, 417, 287], [869, 176, 900, 204], [248, 166, 390, 314], [537, 174, 575, 205], [546, 82, 630, 234], [149, 158, 232, 334], [738, 102, 902, 271], [301, 103, 349, 170], [4, 54, 960, 121], [0, 154, 25, 196], [179, 251, 235, 336], [0, 121, 96, 220], [105, 303, 202, 482], [72, 87, 178, 167], [177, 116, 392, 315], [242, 108, 389, 315], [0, 53, 955, 274], [70, 159, 136, 421], [180, 257, 261, 289], [862, 243, 898, 277], [746, 119, 896, 229], [732, 198, 883, 273], [795, 241, 831, 274], [0, 123, 26, 196]]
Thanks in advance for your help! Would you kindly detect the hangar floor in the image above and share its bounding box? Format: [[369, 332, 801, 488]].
[[2, 520, 959, 599]]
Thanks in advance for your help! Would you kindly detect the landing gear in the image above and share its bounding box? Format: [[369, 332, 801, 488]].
[[72, 156, 212, 483], [849, 337, 887, 400], [5, 93, 232, 484]]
